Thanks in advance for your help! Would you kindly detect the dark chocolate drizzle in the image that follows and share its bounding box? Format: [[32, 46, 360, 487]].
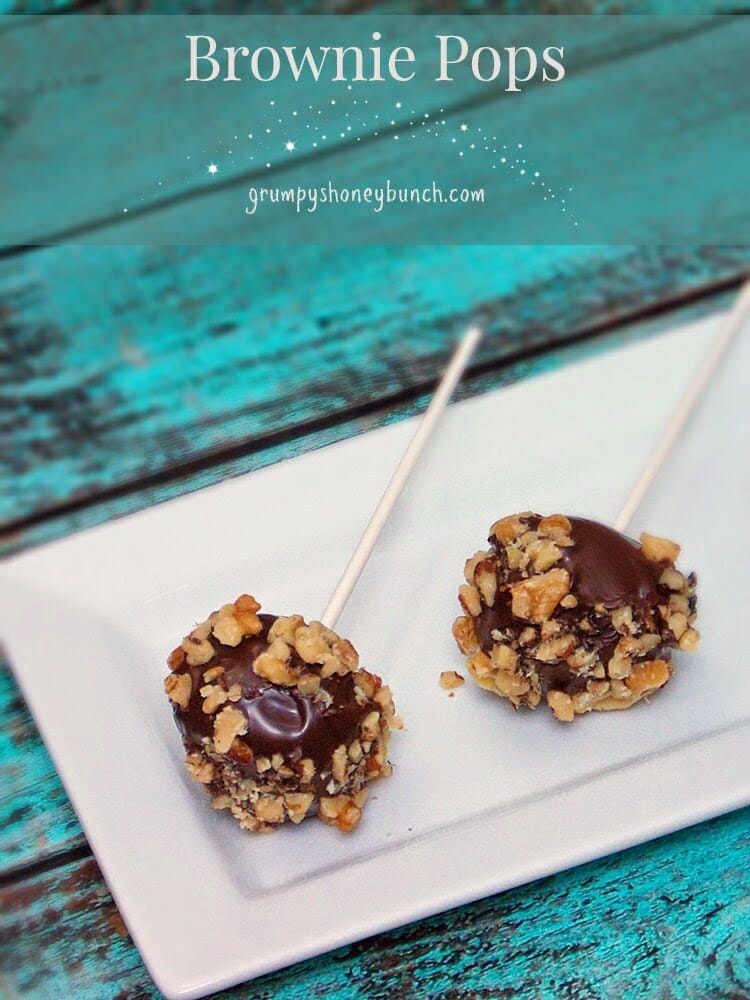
[[173, 614, 370, 789]]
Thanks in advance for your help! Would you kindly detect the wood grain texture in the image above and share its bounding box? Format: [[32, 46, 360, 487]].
[[1, 15, 741, 245], [0, 297, 683, 875], [1, 806, 748, 999], [0, 267, 743, 875], [0, 662, 84, 877], [4, 244, 749, 545], [1, 1, 741, 22]]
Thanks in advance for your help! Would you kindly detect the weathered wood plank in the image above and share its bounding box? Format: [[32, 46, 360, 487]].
[[0, 14, 733, 244], [3, 244, 749, 541], [63, 15, 749, 246], [0, 1, 743, 22], [0, 271, 744, 876], [0, 662, 85, 877], [0, 306, 650, 875], [1, 806, 747, 999]]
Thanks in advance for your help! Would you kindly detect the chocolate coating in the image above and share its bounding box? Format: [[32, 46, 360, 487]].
[[477, 518, 666, 687], [560, 517, 662, 611], [174, 615, 373, 793], [454, 512, 699, 721]]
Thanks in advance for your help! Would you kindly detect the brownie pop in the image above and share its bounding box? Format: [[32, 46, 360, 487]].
[[164, 327, 483, 831], [165, 597, 399, 832], [453, 513, 699, 722]]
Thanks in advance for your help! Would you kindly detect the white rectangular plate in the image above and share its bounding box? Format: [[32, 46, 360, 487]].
[[2, 314, 749, 999]]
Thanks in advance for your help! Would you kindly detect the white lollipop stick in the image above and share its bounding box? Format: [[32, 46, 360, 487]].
[[613, 280, 750, 534], [320, 325, 483, 629]]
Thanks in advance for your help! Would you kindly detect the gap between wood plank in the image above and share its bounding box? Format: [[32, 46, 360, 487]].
[[0, 841, 91, 890], [2, 267, 745, 541], [0, 14, 734, 252]]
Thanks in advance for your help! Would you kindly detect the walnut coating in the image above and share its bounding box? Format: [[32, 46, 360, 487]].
[[453, 514, 699, 722], [165, 595, 399, 832]]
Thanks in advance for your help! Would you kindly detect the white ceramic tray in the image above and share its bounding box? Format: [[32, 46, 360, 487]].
[[2, 314, 749, 999]]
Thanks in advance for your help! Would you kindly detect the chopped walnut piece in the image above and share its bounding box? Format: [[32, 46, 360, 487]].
[[490, 643, 518, 672], [475, 564, 498, 607], [354, 671, 376, 699], [185, 753, 215, 784], [538, 514, 573, 544], [200, 683, 229, 715], [332, 744, 348, 784], [361, 711, 381, 740], [439, 670, 465, 690], [213, 706, 249, 754], [320, 654, 346, 679], [332, 639, 359, 671], [493, 670, 530, 698], [458, 584, 482, 617], [212, 613, 246, 647], [336, 801, 362, 832], [470, 650, 493, 678], [319, 795, 363, 832], [298, 758, 315, 784], [491, 514, 526, 544], [625, 658, 671, 695], [678, 627, 701, 652], [511, 568, 570, 623], [227, 738, 253, 764], [464, 550, 492, 583], [452, 616, 479, 656], [234, 594, 261, 614], [535, 635, 575, 662], [528, 539, 562, 572], [547, 689, 575, 722], [191, 620, 212, 641], [167, 647, 186, 671], [294, 623, 330, 664], [640, 532, 681, 564], [181, 634, 214, 667], [668, 612, 688, 640], [253, 652, 297, 686], [268, 615, 304, 644], [202, 665, 225, 683], [255, 795, 285, 824], [164, 672, 191, 709], [284, 793, 314, 824]]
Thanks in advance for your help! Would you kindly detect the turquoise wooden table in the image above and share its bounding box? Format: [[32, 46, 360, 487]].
[[2, 245, 749, 1000], [1, 2, 750, 997]]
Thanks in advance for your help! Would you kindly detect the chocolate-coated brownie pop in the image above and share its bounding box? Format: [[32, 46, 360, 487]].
[[453, 513, 699, 722], [165, 595, 400, 831]]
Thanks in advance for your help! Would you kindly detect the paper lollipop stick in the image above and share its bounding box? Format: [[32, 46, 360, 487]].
[[613, 280, 750, 533], [321, 324, 483, 629]]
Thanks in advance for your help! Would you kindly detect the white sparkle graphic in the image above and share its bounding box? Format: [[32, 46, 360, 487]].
[[170, 97, 575, 229]]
